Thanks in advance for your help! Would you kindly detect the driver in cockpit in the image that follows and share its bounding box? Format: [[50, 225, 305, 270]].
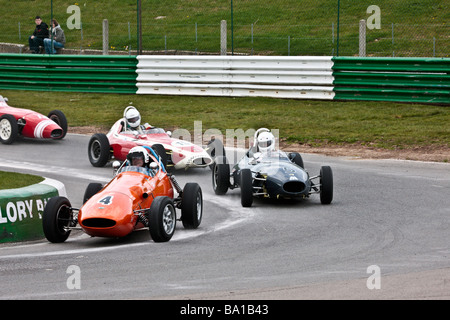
[[255, 131, 275, 153], [127, 146, 148, 167], [248, 130, 276, 164], [122, 106, 153, 134], [123, 146, 157, 176]]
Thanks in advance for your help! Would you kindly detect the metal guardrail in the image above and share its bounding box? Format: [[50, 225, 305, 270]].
[[0, 54, 448, 104], [136, 55, 335, 100], [332, 57, 450, 104], [0, 54, 138, 93]]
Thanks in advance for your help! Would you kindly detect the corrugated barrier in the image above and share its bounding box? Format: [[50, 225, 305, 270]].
[[332, 57, 450, 104], [136, 55, 335, 99], [0, 178, 66, 243], [0, 54, 448, 103], [0, 54, 138, 93]]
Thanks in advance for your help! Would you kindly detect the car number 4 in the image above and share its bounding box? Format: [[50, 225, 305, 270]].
[[98, 196, 113, 205]]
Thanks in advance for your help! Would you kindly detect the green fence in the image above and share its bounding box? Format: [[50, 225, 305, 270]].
[[0, 0, 448, 57], [333, 57, 450, 104], [0, 54, 137, 93]]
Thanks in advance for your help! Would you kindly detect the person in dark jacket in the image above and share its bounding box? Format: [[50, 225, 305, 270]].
[[28, 16, 49, 54]]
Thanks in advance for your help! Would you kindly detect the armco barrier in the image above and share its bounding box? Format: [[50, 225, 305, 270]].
[[332, 57, 450, 104], [136, 55, 335, 99], [0, 54, 138, 93], [0, 178, 66, 243], [0, 54, 448, 103]]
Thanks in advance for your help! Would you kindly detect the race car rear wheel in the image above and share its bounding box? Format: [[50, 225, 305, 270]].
[[48, 110, 68, 139], [43, 196, 73, 243], [319, 166, 333, 205], [181, 183, 203, 229], [83, 182, 103, 204], [289, 152, 304, 168], [206, 138, 226, 169], [240, 169, 253, 207], [0, 114, 18, 145], [88, 133, 111, 167], [151, 144, 169, 171], [212, 156, 230, 195], [148, 196, 176, 242]]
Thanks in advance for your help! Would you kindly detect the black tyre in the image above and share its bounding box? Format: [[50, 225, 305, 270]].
[[0, 114, 18, 145], [240, 169, 253, 207], [48, 110, 68, 139], [88, 133, 111, 167], [212, 156, 230, 195], [147, 196, 176, 242], [151, 143, 169, 170], [289, 152, 304, 168], [83, 182, 103, 204], [42, 196, 73, 243], [181, 183, 203, 229], [206, 138, 226, 169], [320, 166, 333, 205]]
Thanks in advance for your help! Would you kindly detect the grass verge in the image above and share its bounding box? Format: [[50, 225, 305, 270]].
[[0, 171, 44, 190]]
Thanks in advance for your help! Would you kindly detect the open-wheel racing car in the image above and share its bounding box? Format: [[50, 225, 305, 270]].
[[0, 95, 67, 144], [211, 128, 333, 207], [88, 107, 214, 171], [43, 145, 203, 243]]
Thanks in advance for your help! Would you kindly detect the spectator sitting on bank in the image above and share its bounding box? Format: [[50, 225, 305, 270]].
[[28, 16, 49, 54], [44, 19, 66, 54]]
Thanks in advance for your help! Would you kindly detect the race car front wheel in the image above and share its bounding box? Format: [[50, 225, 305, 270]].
[[43, 196, 73, 243], [148, 196, 176, 242], [240, 169, 254, 207], [0, 114, 18, 145], [212, 156, 230, 195], [319, 166, 333, 205], [88, 133, 111, 167], [181, 183, 203, 229], [48, 110, 68, 139]]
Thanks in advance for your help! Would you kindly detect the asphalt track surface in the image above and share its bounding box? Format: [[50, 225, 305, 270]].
[[0, 133, 449, 300]]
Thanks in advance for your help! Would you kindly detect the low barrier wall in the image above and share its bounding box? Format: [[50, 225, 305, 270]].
[[0, 178, 66, 243], [0, 54, 138, 93], [136, 55, 335, 100], [0, 53, 448, 103], [332, 57, 450, 104]]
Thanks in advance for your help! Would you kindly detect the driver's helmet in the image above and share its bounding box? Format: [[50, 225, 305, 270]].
[[124, 106, 141, 129], [126, 146, 149, 167], [256, 131, 275, 152]]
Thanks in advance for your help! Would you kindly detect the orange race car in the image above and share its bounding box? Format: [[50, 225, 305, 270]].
[[43, 146, 203, 243]]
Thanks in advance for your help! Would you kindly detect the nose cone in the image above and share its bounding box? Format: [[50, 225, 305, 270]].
[[79, 192, 135, 237], [265, 165, 310, 198], [172, 149, 213, 169], [38, 120, 63, 139], [282, 180, 307, 194], [24, 116, 63, 139]]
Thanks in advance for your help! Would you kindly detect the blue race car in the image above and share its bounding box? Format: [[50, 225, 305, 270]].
[[211, 128, 333, 207]]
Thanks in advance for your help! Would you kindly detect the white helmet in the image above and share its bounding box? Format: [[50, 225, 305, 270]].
[[127, 146, 149, 166], [256, 131, 275, 152], [124, 106, 141, 128]]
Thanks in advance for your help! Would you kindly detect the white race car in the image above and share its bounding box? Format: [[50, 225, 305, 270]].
[[88, 118, 216, 170]]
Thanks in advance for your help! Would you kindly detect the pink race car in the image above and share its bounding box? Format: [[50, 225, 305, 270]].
[[88, 118, 216, 171], [0, 95, 67, 144]]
